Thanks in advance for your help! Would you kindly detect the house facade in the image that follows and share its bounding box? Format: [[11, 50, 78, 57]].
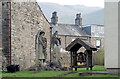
[[82, 24, 104, 49], [50, 12, 89, 50], [50, 12, 104, 50]]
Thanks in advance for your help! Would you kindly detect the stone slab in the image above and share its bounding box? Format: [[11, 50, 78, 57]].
[[79, 71, 113, 76]]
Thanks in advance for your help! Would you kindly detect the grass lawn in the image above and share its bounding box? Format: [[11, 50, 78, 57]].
[[66, 65, 119, 77], [2, 71, 70, 77], [2, 65, 120, 78]]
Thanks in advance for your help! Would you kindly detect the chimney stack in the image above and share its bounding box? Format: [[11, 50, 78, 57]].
[[51, 11, 58, 25], [75, 13, 82, 26]]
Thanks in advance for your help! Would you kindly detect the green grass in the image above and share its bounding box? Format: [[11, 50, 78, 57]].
[[2, 65, 120, 78], [2, 71, 70, 77], [65, 65, 119, 77], [97, 49, 104, 53], [73, 65, 107, 72], [65, 72, 119, 77]]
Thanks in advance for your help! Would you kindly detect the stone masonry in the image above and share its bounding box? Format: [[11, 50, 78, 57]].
[[10, 1, 50, 70], [0, 2, 2, 72], [1, 1, 50, 70], [2, 2, 11, 69]]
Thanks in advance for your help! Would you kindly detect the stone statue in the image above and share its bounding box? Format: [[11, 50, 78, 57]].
[[52, 31, 61, 48], [51, 31, 62, 66], [38, 31, 47, 66]]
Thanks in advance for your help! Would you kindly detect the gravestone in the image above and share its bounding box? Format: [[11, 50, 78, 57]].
[[105, 0, 120, 75]]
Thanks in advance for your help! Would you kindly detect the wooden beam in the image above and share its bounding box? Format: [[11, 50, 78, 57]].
[[70, 51, 73, 71]]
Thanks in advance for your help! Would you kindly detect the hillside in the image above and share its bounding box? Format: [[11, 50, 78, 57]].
[[38, 2, 104, 25]]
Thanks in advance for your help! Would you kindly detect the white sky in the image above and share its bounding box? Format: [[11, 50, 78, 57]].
[[36, 0, 104, 8]]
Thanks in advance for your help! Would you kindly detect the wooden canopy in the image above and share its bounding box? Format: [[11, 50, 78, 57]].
[[66, 38, 97, 51]]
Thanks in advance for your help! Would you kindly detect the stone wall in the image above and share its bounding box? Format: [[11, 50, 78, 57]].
[[0, 1, 2, 71], [0, 2, 2, 48], [10, 1, 50, 70], [58, 35, 88, 49], [58, 35, 104, 50], [0, 48, 2, 72], [90, 37, 104, 49], [0, 49, 2, 78], [2, 2, 11, 67]]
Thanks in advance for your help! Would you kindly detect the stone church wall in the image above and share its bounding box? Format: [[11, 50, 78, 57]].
[[1, 1, 50, 70], [0, 2, 2, 49], [0, 2, 2, 72], [10, 1, 50, 70], [1, 2, 11, 69]]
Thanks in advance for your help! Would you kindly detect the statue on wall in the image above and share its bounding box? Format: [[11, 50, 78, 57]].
[[37, 31, 47, 66], [51, 31, 62, 66], [52, 31, 61, 48]]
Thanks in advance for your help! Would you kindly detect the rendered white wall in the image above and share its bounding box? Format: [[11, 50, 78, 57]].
[[105, 1, 120, 68]]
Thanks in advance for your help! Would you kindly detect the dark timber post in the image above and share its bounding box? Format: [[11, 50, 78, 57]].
[[86, 50, 89, 70], [90, 50, 93, 70], [50, 26, 53, 65], [75, 51, 77, 71], [70, 51, 73, 71]]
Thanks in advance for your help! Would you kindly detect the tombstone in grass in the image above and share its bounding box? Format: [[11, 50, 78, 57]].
[[105, 0, 120, 75], [66, 38, 97, 71], [37, 31, 47, 67]]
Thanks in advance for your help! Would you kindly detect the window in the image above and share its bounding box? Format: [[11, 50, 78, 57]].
[[96, 40, 101, 49]]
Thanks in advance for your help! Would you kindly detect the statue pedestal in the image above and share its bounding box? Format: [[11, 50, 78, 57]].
[[105, 0, 120, 75]]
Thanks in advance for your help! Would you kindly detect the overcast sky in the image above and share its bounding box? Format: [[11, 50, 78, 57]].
[[36, 0, 104, 8]]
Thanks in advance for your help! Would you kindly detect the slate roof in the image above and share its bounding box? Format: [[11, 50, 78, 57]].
[[82, 24, 104, 37], [66, 38, 97, 51], [51, 23, 89, 37]]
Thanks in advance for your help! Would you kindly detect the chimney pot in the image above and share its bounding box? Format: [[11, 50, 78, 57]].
[[75, 13, 82, 26], [51, 11, 58, 25]]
